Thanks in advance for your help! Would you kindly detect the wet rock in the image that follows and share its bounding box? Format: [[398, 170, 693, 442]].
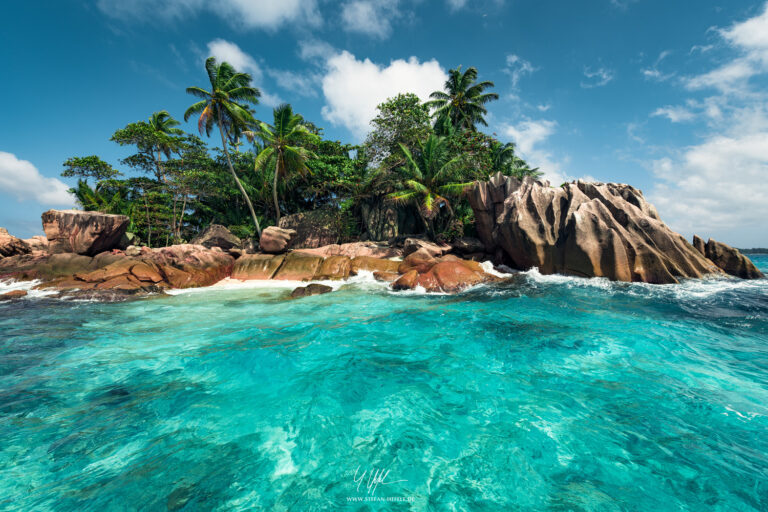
[[191, 224, 241, 251], [259, 226, 296, 254], [272, 252, 324, 281], [149, 244, 234, 288], [704, 238, 764, 279], [0, 228, 31, 258], [350, 256, 401, 274], [398, 248, 438, 274], [232, 254, 285, 280], [470, 177, 722, 284], [0, 290, 27, 301], [42, 209, 129, 255], [392, 270, 420, 291], [290, 283, 333, 298], [391, 259, 498, 293], [314, 255, 353, 280], [372, 271, 399, 282]]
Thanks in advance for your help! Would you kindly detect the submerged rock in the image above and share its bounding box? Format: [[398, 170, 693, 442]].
[[42, 209, 129, 255], [191, 224, 241, 251], [290, 283, 333, 298], [469, 175, 722, 284], [259, 226, 296, 254], [0, 228, 31, 258], [704, 238, 763, 279]]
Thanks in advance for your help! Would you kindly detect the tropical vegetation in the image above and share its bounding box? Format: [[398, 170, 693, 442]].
[[62, 59, 541, 247]]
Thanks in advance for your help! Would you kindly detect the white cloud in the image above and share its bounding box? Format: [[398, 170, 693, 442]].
[[446, 0, 468, 10], [502, 119, 570, 184], [505, 55, 536, 87], [320, 51, 447, 139], [0, 152, 74, 207], [641, 50, 674, 82], [267, 69, 320, 97], [207, 39, 262, 80], [651, 105, 696, 123], [581, 67, 614, 88], [649, 132, 768, 245], [97, 0, 320, 30], [298, 39, 337, 63], [341, 0, 400, 39]]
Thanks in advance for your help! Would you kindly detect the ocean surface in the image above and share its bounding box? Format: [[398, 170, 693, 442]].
[[1, 256, 767, 511]]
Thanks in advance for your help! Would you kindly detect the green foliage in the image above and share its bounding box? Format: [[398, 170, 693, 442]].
[[364, 93, 431, 168], [62, 156, 121, 182], [426, 66, 499, 132]]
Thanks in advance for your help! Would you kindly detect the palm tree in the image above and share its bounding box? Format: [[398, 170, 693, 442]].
[[388, 134, 473, 238], [426, 66, 499, 132], [147, 110, 184, 182], [246, 104, 319, 223], [489, 140, 543, 180], [184, 57, 263, 236]]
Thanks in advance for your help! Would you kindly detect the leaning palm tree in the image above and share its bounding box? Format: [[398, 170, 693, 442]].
[[245, 104, 320, 223], [184, 57, 263, 236], [148, 110, 184, 182], [426, 66, 499, 132], [388, 134, 473, 239]]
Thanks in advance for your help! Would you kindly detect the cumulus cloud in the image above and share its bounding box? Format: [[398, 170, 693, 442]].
[[97, 0, 320, 31], [320, 51, 447, 139], [0, 152, 74, 207], [502, 119, 571, 185], [581, 67, 614, 88], [207, 39, 262, 80], [267, 69, 320, 97], [340, 0, 400, 39]]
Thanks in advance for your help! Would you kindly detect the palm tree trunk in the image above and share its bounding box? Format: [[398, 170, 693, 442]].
[[273, 152, 281, 224], [216, 106, 262, 238]]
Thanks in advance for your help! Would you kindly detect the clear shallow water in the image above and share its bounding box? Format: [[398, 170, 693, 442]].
[[1, 257, 767, 511]]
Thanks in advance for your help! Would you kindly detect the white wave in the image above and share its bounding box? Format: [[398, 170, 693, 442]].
[[521, 267, 616, 291], [480, 260, 515, 278], [0, 279, 59, 299]]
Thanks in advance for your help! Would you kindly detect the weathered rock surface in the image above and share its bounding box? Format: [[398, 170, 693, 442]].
[[703, 238, 763, 279], [314, 255, 353, 280], [692, 235, 706, 256], [0, 290, 27, 301], [278, 209, 341, 249], [273, 252, 324, 281], [402, 238, 451, 258], [259, 226, 296, 254], [42, 210, 129, 255], [451, 237, 485, 255], [290, 283, 333, 298], [0, 228, 31, 258], [392, 254, 498, 293], [191, 224, 241, 251], [232, 254, 286, 280], [351, 256, 400, 274], [296, 241, 401, 259], [24, 235, 49, 252], [469, 175, 723, 284]]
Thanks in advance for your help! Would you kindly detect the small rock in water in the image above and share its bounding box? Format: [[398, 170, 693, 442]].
[[0, 290, 27, 301], [290, 283, 333, 298]]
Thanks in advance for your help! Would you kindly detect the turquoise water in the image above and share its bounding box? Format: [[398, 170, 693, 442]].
[[1, 257, 767, 511]]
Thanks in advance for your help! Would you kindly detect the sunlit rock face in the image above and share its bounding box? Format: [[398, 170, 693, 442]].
[[42, 209, 129, 256], [469, 174, 724, 284]]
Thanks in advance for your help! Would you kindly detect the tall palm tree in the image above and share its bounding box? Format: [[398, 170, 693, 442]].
[[148, 110, 184, 182], [426, 66, 499, 132], [184, 57, 263, 236], [246, 104, 319, 223], [388, 134, 473, 238]]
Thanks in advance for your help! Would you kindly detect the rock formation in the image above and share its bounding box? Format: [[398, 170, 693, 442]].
[[259, 226, 296, 253], [469, 174, 724, 284], [290, 283, 333, 298], [692, 237, 764, 279], [278, 209, 341, 248], [191, 224, 241, 251], [42, 210, 129, 255], [0, 228, 31, 258], [295, 241, 401, 259]]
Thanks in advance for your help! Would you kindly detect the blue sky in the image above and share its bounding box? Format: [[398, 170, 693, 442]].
[[2, 0, 767, 246]]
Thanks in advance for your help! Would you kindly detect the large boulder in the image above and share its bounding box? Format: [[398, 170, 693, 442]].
[[272, 252, 324, 281], [42, 210, 129, 255], [469, 176, 723, 284], [704, 238, 764, 279], [0, 228, 31, 258], [259, 226, 296, 254], [314, 255, 353, 280], [402, 238, 451, 258], [278, 209, 342, 249], [147, 244, 234, 288], [191, 224, 241, 251], [232, 254, 285, 280], [392, 258, 496, 293]]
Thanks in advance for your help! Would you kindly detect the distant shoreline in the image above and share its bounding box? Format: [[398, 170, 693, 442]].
[[737, 249, 768, 255]]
